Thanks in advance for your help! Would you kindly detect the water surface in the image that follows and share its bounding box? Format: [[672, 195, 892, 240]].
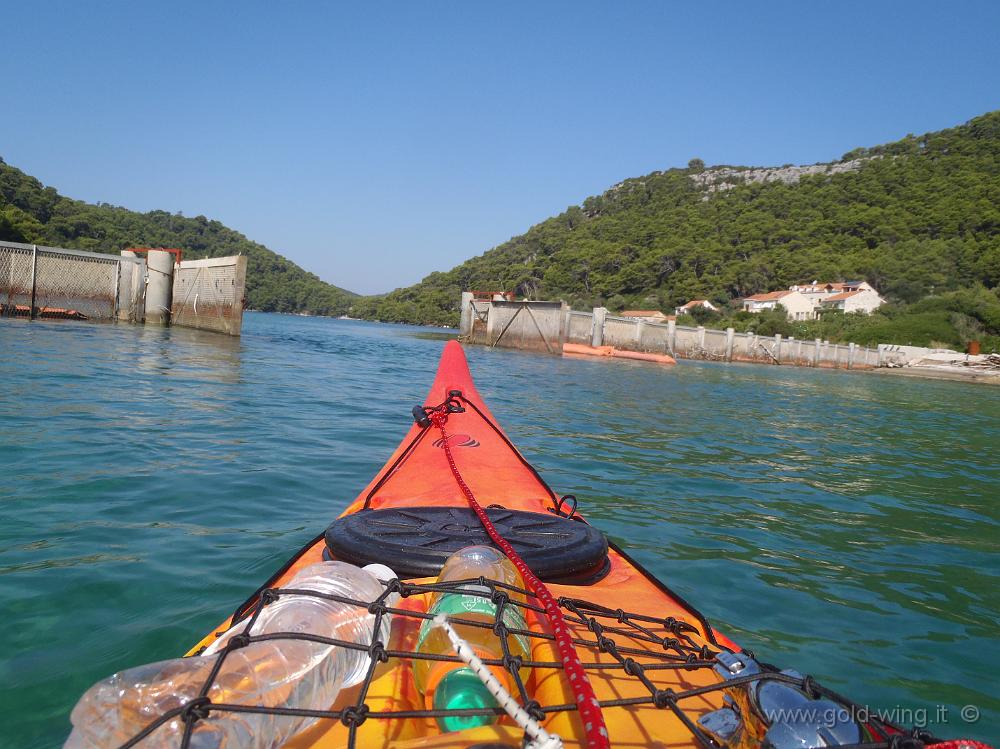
[[1, 312, 997, 745]]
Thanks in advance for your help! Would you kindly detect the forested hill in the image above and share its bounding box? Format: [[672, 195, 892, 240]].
[[3, 111, 999, 341], [0, 161, 357, 315], [351, 111, 1000, 331]]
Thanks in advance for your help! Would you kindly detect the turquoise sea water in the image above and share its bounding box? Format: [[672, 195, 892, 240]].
[[1, 311, 998, 746]]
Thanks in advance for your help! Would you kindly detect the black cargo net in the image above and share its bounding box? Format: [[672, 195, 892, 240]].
[[113, 573, 948, 749]]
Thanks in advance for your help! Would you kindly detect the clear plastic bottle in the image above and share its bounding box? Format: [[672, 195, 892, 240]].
[[414, 546, 531, 732], [65, 561, 397, 749]]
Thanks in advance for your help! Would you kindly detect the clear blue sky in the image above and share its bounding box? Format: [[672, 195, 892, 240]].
[[3, 2, 998, 294]]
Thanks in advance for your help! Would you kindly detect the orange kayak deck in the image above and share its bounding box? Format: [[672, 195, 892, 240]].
[[183, 342, 906, 749]]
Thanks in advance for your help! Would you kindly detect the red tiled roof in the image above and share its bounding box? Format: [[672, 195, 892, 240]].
[[744, 291, 792, 302], [678, 299, 709, 310]]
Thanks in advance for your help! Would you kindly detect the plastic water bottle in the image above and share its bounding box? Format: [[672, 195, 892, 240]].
[[65, 561, 398, 749], [413, 546, 530, 731]]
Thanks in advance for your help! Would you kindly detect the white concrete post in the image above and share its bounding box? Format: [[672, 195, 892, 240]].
[[725, 327, 735, 362], [814, 338, 822, 367], [118, 250, 137, 322], [697, 326, 706, 349], [667, 318, 676, 354], [747, 331, 755, 358], [591, 307, 607, 347], [145, 249, 175, 326], [118, 250, 146, 322], [635, 319, 646, 350], [459, 291, 474, 336], [774, 333, 782, 362], [848, 342, 856, 369]]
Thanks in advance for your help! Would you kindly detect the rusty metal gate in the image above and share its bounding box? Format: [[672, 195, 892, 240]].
[[0, 241, 145, 321], [170, 256, 247, 336]]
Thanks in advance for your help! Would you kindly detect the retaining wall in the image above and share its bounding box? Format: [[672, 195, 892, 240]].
[[459, 296, 907, 370], [463, 297, 567, 353]]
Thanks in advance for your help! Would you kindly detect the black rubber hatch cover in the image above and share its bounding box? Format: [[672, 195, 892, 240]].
[[325, 506, 609, 584]]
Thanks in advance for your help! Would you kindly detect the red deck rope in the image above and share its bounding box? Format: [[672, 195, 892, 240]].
[[429, 409, 610, 749]]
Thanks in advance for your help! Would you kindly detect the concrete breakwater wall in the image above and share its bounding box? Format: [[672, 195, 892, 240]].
[[461, 297, 568, 354], [1, 240, 247, 335], [460, 293, 908, 370]]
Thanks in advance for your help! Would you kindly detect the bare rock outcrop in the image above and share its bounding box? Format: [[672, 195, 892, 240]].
[[690, 158, 872, 194]]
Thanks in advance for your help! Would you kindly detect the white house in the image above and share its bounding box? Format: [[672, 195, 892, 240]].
[[742, 290, 817, 320], [818, 288, 885, 315], [789, 280, 875, 301], [674, 299, 718, 316]]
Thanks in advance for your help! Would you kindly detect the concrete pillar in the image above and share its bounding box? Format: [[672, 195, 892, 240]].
[[848, 342, 856, 369], [725, 327, 735, 362], [131, 252, 145, 323], [667, 318, 676, 354], [119, 251, 136, 322], [877, 344, 885, 367], [697, 326, 706, 349], [774, 334, 782, 362], [459, 291, 474, 336], [145, 249, 175, 326], [813, 338, 822, 367], [747, 331, 755, 358], [591, 307, 607, 347]]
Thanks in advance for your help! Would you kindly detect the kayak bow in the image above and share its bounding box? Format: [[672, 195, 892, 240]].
[[165, 341, 978, 749]]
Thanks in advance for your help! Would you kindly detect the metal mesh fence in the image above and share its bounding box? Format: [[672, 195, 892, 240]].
[[0, 241, 144, 322], [33, 250, 118, 319], [0, 244, 34, 312]]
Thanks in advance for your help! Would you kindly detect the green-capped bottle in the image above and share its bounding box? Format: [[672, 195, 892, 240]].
[[413, 546, 531, 731]]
